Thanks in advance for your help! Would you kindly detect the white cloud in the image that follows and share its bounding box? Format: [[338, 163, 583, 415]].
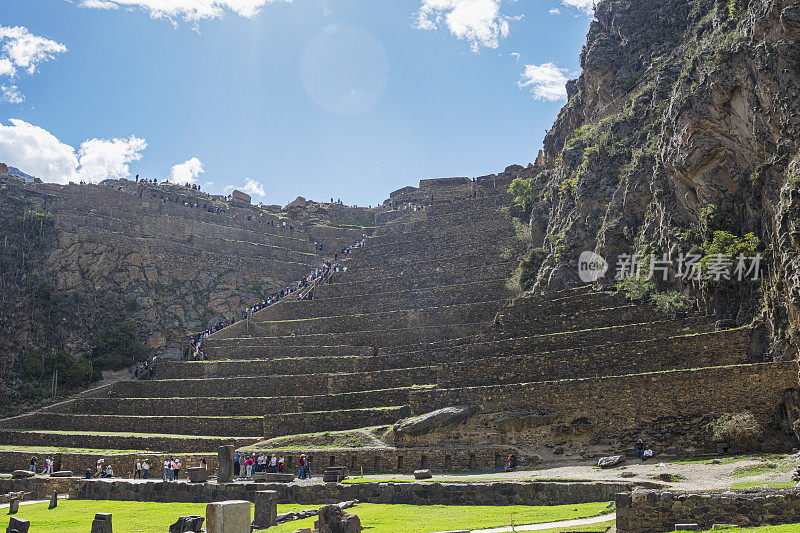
[[170, 157, 204, 183], [81, 0, 120, 8], [0, 26, 67, 77], [77, 0, 289, 21], [415, 0, 520, 53], [0, 119, 79, 182], [241, 178, 265, 197], [0, 58, 14, 77], [509, 51, 520, 62], [561, 0, 594, 13], [1, 85, 24, 104], [0, 26, 66, 104], [0, 119, 146, 184], [518, 62, 569, 102], [77, 136, 147, 183], [549, 7, 561, 14]]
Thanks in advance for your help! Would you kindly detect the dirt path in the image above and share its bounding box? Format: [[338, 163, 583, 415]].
[[365, 452, 800, 491], [435, 512, 616, 533]]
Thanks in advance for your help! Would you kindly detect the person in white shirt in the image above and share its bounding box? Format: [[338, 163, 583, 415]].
[[142, 460, 150, 479]]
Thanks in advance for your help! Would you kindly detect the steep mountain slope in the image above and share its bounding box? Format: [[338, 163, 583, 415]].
[[511, 0, 800, 360]]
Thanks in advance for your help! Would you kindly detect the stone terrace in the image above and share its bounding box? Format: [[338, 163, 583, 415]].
[[1, 178, 796, 469]]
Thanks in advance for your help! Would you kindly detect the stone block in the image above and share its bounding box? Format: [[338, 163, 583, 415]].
[[10, 471, 33, 479], [254, 490, 279, 529], [316, 505, 363, 533], [674, 525, 700, 531], [91, 513, 112, 533], [6, 517, 30, 533], [48, 490, 57, 509], [206, 501, 251, 533], [323, 467, 349, 483], [187, 467, 209, 483], [217, 445, 234, 483], [50, 471, 73, 478], [414, 469, 433, 479], [168, 515, 204, 533], [598, 455, 625, 468], [8, 499, 19, 515]]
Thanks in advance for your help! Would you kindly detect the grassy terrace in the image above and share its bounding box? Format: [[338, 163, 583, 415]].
[[9, 500, 614, 533]]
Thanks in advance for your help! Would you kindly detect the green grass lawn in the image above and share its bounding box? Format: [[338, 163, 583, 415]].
[[7, 500, 612, 533], [266, 502, 613, 533], [730, 480, 796, 489], [729, 463, 779, 478]]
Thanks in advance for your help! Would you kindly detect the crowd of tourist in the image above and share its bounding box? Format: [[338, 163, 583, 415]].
[[189, 236, 366, 359]]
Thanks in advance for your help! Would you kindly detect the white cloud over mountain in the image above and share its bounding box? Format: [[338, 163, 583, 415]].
[[518, 62, 569, 101], [0, 119, 147, 184], [170, 157, 204, 184], [561, 0, 595, 13]]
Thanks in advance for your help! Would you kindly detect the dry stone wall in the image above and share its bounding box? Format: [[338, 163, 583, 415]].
[[616, 489, 800, 532]]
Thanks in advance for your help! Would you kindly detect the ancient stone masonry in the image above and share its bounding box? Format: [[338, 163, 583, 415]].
[[616, 489, 800, 533], [1, 176, 798, 468], [0, 477, 631, 507], [0, 171, 364, 372]]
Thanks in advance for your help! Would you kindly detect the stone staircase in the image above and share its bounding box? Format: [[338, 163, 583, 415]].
[[1, 180, 796, 470]]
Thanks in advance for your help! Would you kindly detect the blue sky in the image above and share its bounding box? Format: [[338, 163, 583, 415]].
[[0, 0, 593, 206]]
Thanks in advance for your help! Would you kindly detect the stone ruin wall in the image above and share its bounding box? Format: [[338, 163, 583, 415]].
[[405, 362, 800, 454], [4, 176, 363, 358], [616, 488, 800, 533], [0, 476, 630, 506]]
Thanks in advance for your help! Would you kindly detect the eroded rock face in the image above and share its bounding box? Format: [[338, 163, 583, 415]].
[[393, 406, 479, 436], [516, 0, 800, 359]]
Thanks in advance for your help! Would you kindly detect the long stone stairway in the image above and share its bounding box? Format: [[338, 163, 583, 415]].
[[1, 181, 797, 472]]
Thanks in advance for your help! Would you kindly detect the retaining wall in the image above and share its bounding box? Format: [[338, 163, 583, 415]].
[[616, 489, 800, 532]]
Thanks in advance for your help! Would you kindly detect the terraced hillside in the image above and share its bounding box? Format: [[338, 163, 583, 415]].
[[1, 178, 798, 473]]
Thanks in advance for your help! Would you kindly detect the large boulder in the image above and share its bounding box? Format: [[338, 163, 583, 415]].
[[186, 467, 208, 483], [168, 516, 204, 533], [394, 406, 478, 436], [315, 505, 363, 533], [11, 470, 34, 479], [414, 469, 433, 480], [597, 455, 625, 468]]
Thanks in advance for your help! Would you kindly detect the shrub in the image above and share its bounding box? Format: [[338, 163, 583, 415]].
[[616, 274, 656, 301], [650, 291, 692, 317], [710, 412, 763, 450], [90, 315, 148, 371], [508, 178, 534, 211]]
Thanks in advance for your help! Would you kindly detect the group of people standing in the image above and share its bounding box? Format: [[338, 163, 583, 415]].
[[134, 356, 156, 380], [234, 452, 289, 478]]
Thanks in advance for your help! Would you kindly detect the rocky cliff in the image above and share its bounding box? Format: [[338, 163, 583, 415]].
[[0, 169, 370, 412], [510, 0, 800, 361]]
